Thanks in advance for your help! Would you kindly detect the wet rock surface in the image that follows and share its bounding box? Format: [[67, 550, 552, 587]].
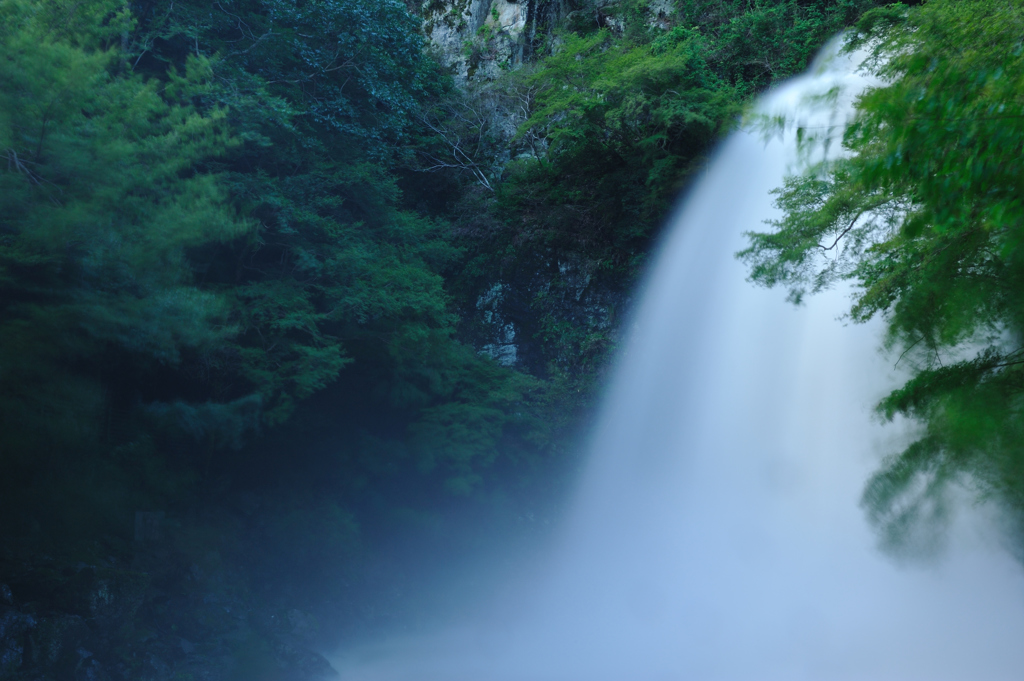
[[0, 550, 338, 681]]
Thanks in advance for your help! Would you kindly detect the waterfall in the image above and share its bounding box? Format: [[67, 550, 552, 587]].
[[334, 39, 1024, 681]]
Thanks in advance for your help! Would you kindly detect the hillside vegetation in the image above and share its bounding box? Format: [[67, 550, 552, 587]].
[[7, 1, 1014, 679]]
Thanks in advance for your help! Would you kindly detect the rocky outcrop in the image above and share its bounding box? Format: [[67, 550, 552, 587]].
[[420, 0, 679, 83], [0, 549, 338, 681], [472, 255, 626, 377], [422, 0, 531, 82], [418, 1, 648, 374], [420, 1, 676, 375]]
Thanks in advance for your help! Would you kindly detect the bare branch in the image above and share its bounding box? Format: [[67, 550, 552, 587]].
[[817, 200, 889, 252], [6, 149, 42, 185]]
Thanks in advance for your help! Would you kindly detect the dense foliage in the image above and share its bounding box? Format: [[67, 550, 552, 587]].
[[0, 0, 556, 547], [0, 0, 250, 539], [741, 0, 1024, 554], [513, 0, 882, 264], [0, 0, 911, 677], [0, 1, 566, 675], [441, 0, 886, 386]]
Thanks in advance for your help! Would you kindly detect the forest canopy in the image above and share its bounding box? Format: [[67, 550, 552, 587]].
[[6, 0, 986, 677], [0, 0, 553, 533], [0, 0, 890, 554]]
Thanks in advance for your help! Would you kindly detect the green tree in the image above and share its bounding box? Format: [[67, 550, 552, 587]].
[[0, 0, 248, 453], [0, 0, 253, 547], [437, 0, 884, 394], [126, 0, 459, 423], [511, 26, 744, 263], [502, 0, 884, 269], [740, 0, 1024, 554], [124, 0, 555, 491]]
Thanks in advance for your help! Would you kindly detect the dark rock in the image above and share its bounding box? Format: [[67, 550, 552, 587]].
[[1, 607, 33, 677], [134, 512, 166, 544]]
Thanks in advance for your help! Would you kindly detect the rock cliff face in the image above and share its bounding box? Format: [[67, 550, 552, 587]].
[[421, 0, 626, 82], [0, 540, 339, 681], [422, 0, 531, 82], [419, 0, 641, 377], [420, 0, 676, 83]]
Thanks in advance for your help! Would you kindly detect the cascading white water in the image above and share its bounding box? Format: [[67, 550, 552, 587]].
[[335, 40, 1024, 680]]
